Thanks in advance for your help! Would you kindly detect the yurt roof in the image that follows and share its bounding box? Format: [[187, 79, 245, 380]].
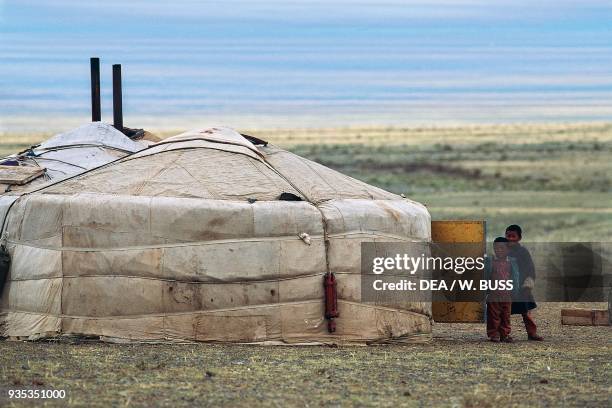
[[42, 127, 408, 206]]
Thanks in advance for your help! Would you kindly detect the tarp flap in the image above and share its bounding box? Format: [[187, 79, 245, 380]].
[[40, 122, 144, 152]]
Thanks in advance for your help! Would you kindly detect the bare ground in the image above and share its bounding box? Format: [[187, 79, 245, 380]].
[[0, 303, 610, 407]]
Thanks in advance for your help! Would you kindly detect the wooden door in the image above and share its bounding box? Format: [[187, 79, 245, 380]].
[[431, 220, 486, 323]]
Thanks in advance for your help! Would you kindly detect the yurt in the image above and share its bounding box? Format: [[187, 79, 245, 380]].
[[0, 127, 431, 344]]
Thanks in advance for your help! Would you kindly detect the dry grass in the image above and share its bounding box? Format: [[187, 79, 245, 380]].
[[0, 303, 610, 407], [248, 123, 612, 147], [2, 122, 611, 152]]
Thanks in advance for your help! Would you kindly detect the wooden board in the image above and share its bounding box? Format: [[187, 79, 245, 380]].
[[561, 308, 610, 326], [0, 165, 45, 185], [431, 220, 486, 323]]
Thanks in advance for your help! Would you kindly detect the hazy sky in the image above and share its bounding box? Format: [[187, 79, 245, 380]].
[[1, 0, 611, 130]]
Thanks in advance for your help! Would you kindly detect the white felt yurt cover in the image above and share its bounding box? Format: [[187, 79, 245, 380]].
[[0, 127, 431, 344]]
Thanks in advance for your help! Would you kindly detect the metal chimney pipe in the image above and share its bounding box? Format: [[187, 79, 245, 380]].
[[90, 57, 101, 122], [112, 64, 123, 132]]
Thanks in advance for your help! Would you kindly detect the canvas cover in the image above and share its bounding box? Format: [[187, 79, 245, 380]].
[[0, 122, 150, 230], [0, 127, 431, 344]]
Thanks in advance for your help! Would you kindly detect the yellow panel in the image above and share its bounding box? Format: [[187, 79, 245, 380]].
[[431, 220, 485, 243], [431, 220, 485, 323]]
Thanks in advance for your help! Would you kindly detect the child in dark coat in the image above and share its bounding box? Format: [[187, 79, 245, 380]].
[[485, 237, 520, 343], [505, 224, 543, 341]]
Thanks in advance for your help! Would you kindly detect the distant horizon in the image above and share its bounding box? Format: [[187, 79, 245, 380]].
[[2, 1, 611, 132], [3, 117, 611, 136]]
